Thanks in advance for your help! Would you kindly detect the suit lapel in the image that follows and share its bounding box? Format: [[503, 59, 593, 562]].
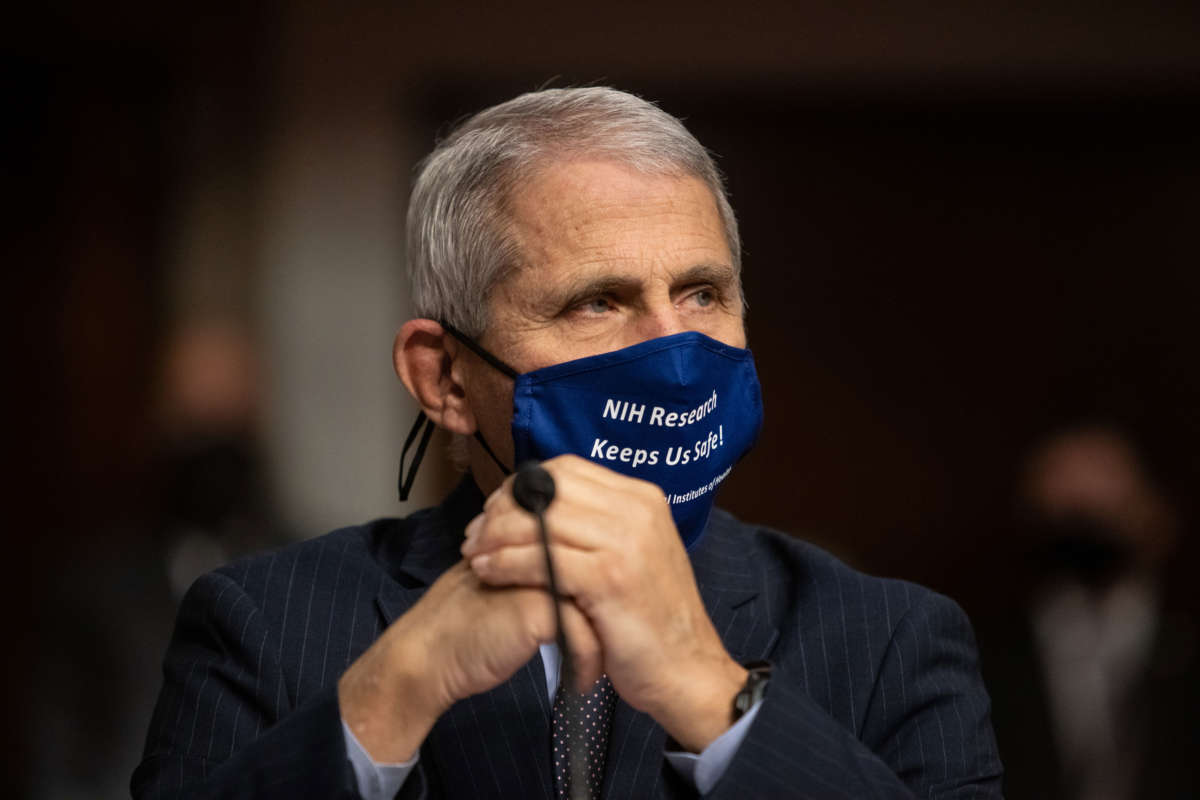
[[690, 510, 781, 665], [602, 509, 780, 798], [426, 660, 555, 799], [374, 475, 484, 627]]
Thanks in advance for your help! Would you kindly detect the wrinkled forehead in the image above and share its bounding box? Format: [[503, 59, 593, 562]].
[[505, 159, 730, 263]]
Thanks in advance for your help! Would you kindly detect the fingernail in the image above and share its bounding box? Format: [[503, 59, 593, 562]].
[[461, 515, 483, 555], [471, 553, 491, 572]]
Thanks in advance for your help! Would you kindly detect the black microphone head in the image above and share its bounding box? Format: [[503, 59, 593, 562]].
[[512, 461, 555, 514]]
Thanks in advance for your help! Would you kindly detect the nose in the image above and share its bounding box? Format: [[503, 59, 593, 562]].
[[636, 305, 687, 342]]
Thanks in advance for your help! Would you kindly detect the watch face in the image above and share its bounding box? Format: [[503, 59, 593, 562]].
[[734, 664, 772, 718]]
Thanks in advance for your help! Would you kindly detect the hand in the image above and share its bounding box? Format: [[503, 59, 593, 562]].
[[338, 560, 599, 762], [462, 454, 747, 752]]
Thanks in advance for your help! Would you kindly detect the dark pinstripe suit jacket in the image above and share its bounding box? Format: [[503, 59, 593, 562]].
[[134, 477, 1003, 798]]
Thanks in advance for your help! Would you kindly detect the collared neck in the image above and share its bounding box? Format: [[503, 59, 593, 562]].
[[382, 473, 485, 592]]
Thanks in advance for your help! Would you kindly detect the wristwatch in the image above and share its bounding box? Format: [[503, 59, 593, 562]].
[[732, 660, 772, 721]]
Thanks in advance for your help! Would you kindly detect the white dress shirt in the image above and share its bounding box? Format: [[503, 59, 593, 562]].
[[1032, 576, 1158, 800]]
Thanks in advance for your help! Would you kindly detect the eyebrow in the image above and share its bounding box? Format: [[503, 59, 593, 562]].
[[548, 262, 738, 309], [556, 275, 639, 307], [670, 262, 739, 290]]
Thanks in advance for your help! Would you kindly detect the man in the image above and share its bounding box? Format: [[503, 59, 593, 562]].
[[134, 87, 1002, 799], [978, 425, 1198, 800]]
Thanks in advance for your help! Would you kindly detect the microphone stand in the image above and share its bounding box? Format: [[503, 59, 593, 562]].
[[514, 463, 589, 800]]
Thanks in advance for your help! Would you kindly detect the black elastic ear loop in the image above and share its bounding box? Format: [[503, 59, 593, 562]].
[[397, 411, 436, 501], [398, 420, 511, 502], [440, 322, 520, 380], [443, 321, 518, 480], [397, 323, 517, 501], [473, 430, 513, 477]]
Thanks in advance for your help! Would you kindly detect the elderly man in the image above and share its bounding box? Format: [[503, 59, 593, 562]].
[[134, 87, 1002, 799]]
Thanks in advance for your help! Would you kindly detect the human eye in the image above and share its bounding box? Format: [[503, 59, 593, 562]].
[[682, 285, 719, 310], [567, 295, 616, 317]]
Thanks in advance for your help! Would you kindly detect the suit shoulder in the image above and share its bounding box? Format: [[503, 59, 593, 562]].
[[709, 507, 962, 623], [181, 518, 405, 616]]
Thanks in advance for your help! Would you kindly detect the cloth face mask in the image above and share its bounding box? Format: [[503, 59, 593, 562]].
[[400, 327, 764, 549]]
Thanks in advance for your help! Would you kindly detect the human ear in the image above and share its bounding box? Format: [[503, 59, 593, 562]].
[[394, 319, 477, 435]]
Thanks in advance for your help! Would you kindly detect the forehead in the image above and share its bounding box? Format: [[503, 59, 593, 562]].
[[500, 159, 732, 291]]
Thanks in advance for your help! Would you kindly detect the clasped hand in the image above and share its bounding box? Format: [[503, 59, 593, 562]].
[[462, 455, 746, 752], [338, 455, 746, 762]]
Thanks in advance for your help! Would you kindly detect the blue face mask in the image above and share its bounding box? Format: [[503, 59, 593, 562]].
[[399, 327, 764, 549]]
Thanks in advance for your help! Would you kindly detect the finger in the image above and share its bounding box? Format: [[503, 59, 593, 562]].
[[484, 474, 518, 513], [466, 496, 612, 557], [542, 455, 671, 534], [557, 601, 604, 691], [462, 513, 485, 551], [484, 466, 604, 515], [488, 458, 610, 518], [545, 452, 662, 498], [469, 542, 555, 587], [470, 543, 597, 601], [462, 506, 540, 557], [507, 584, 558, 646]]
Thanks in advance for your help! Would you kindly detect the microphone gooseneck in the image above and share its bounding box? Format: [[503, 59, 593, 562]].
[[513, 462, 569, 665], [512, 462, 588, 800]]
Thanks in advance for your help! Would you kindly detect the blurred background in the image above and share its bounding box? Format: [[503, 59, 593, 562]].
[[8, 1, 1199, 797]]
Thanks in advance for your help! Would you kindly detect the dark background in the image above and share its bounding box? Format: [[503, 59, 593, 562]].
[[8, 1, 1200, 796]]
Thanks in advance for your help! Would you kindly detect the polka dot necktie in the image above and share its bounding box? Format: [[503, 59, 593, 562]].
[[552, 674, 617, 800]]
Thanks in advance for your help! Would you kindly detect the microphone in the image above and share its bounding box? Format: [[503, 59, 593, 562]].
[[511, 462, 587, 800], [513, 461, 556, 514]]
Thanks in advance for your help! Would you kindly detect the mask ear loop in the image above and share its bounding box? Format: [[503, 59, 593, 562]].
[[397, 411, 436, 501], [444, 321, 519, 478], [397, 323, 519, 502], [474, 430, 513, 477], [397, 417, 512, 502], [440, 322, 520, 380]]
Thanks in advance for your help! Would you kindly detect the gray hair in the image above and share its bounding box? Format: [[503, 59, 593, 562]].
[[406, 87, 741, 337]]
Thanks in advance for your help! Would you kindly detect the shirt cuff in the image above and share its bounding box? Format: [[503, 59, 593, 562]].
[[342, 718, 419, 800], [664, 699, 763, 795]]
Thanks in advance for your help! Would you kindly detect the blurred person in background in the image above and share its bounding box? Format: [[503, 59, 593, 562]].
[[33, 320, 287, 799], [152, 320, 290, 598], [978, 424, 1199, 800]]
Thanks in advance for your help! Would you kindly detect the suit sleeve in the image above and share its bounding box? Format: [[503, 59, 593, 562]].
[[132, 570, 377, 799], [706, 592, 1004, 799]]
